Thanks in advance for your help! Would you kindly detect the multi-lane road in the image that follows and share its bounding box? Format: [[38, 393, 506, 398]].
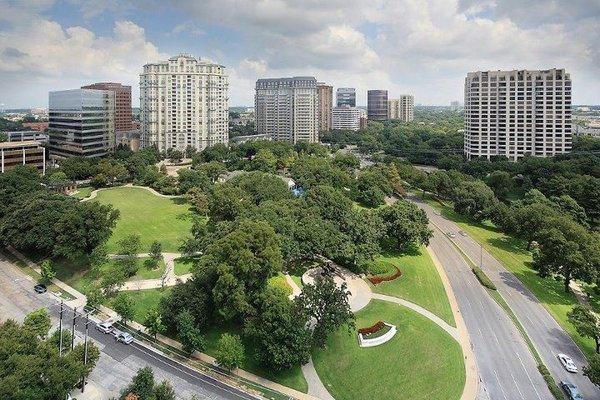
[[412, 195, 600, 400], [0, 252, 257, 400]]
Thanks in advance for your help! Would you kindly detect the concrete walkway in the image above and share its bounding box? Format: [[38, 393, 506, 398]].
[[110, 253, 193, 291], [82, 184, 182, 202], [301, 358, 335, 400], [284, 273, 302, 300]]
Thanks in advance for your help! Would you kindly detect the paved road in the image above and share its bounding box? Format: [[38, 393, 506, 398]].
[[412, 195, 600, 399], [0, 252, 258, 400], [425, 222, 552, 399]]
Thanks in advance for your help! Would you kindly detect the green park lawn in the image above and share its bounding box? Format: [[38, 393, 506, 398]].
[[72, 186, 93, 199], [423, 195, 598, 357], [312, 300, 465, 400], [108, 287, 171, 325], [268, 273, 293, 297], [368, 247, 455, 327], [173, 256, 196, 276], [93, 187, 193, 253]]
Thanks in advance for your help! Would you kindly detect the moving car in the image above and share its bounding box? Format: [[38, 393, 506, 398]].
[[459, 230, 468, 236], [95, 321, 114, 334], [33, 284, 47, 294], [447, 232, 456, 238], [558, 353, 578, 373], [560, 380, 584, 400], [116, 332, 134, 345]]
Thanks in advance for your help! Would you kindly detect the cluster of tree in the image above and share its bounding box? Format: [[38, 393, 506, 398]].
[[0, 309, 100, 400], [117, 366, 176, 400], [0, 166, 119, 262]]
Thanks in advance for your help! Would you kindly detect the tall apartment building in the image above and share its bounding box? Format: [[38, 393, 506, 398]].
[[388, 95, 414, 122], [332, 106, 363, 131], [336, 88, 356, 107], [81, 82, 132, 131], [464, 69, 572, 161], [48, 89, 115, 158], [139, 54, 229, 152], [367, 90, 388, 120], [255, 77, 319, 143], [317, 83, 333, 132]]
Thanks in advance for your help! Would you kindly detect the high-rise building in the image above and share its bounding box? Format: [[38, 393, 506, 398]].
[[464, 69, 572, 161], [336, 87, 356, 107], [317, 83, 333, 132], [255, 77, 319, 143], [367, 90, 388, 121], [332, 105, 363, 131], [48, 89, 115, 158], [81, 82, 132, 131], [388, 95, 414, 122], [450, 100, 462, 111], [139, 54, 229, 152]]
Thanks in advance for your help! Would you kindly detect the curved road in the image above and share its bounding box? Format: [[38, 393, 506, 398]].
[[412, 195, 600, 399], [0, 252, 258, 400]]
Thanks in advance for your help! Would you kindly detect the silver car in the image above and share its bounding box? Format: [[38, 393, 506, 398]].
[[116, 332, 134, 345], [95, 321, 114, 334]]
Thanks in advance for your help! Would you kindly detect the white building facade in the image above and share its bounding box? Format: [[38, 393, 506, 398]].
[[255, 77, 319, 143], [388, 95, 414, 122], [332, 106, 363, 131], [464, 69, 572, 161], [139, 54, 229, 152]]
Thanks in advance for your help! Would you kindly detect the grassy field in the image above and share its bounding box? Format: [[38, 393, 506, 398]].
[[93, 187, 193, 253], [423, 195, 598, 357], [312, 300, 465, 400], [107, 287, 171, 324], [72, 186, 93, 199], [173, 256, 196, 276], [268, 273, 293, 297], [368, 247, 455, 327]]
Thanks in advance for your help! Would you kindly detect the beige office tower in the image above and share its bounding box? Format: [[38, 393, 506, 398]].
[[139, 54, 229, 151], [317, 82, 333, 132], [255, 77, 319, 143], [388, 95, 414, 122], [464, 69, 572, 161]]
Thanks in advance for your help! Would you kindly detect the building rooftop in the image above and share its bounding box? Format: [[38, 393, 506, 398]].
[[0, 140, 42, 149]]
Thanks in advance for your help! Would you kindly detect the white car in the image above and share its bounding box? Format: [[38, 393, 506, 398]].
[[116, 332, 134, 345], [558, 353, 578, 373], [447, 232, 456, 238], [95, 321, 114, 334]]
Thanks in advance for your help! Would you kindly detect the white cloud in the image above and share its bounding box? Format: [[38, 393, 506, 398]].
[[169, 21, 205, 37]]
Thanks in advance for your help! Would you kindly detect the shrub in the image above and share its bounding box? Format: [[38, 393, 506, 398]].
[[358, 321, 385, 335], [368, 267, 402, 285], [472, 267, 496, 290], [537, 364, 565, 400]]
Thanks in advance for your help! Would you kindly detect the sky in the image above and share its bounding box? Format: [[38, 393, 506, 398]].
[[0, 0, 599, 109]]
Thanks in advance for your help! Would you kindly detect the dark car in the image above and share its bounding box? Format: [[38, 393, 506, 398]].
[[34, 284, 47, 294], [561, 380, 584, 400]]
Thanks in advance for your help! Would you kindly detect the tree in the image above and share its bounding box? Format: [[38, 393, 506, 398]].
[[154, 381, 176, 400], [485, 170, 513, 199], [0, 132, 7, 142], [39, 259, 56, 285], [117, 234, 141, 277], [584, 354, 600, 387], [250, 148, 277, 172], [89, 244, 108, 277], [48, 171, 69, 184], [168, 148, 184, 164], [23, 308, 51, 338], [144, 308, 166, 339], [378, 201, 432, 252], [149, 241, 163, 268], [510, 202, 556, 250], [177, 169, 212, 194], [567, 305, 600, 354], [186, 187, 209, 215], [296, 275, 355, 348], [215, 333, 245, 371], [176, 310, 205, 354], [120, 366, 155, 400], [49, 328, 72, 351], [246, 287, 312, 370], [91, 173, 108, 188], [114, 292, 135, 324], [305, 185, 353, 225], [452, 180, 497, 221]]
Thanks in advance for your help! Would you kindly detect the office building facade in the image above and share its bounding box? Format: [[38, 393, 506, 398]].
[[140, 54, 229, 152], [388, 95, 414, 122], [332, 106, 363, 131], [464, 69, 572, 161], [317, 83, 333, 132], [336, 87, 356, 107], [0, 140, 45, 174], [367, 90, 388, 120], [48, 89, 115, 158], [255, 77, 319, 143], [81, 82, 132, 132]]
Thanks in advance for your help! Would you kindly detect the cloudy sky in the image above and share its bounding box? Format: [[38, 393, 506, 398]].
[[1, 0, 599, 108]]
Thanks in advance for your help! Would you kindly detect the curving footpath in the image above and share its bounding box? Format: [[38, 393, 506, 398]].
[[108, 253, 193, 291]]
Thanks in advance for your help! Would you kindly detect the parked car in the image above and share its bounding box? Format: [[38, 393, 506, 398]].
[[33, 284, 47, 294], [95, 321, 114, 334], [561, 380, 584, 400], [558, 353, 578, 373], [116, 332, 134, 345]]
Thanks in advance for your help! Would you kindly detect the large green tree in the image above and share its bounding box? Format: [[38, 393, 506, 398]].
[[567, 305, 600, 354], [452, 180, 497, 221], [378, 201, 432, 252]]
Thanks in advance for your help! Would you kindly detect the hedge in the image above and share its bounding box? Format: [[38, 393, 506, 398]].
[[537, 364, 566, 400], [472, 267, 497, 290]]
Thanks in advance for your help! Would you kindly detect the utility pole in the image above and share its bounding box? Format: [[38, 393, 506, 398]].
[[71, 307, 77, 352], [58, 300, 64, 356], [81, 311, 91, 393]]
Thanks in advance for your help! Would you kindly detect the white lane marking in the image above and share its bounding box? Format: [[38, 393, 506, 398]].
[[510, 371, 526, 400], [493, 369, 510, 400], [516, 352, 543, 400]]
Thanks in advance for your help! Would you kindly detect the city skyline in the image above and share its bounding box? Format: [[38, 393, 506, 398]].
[[1, 0, 599, 109]]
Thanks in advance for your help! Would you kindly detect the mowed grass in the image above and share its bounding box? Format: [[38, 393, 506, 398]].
[[268, 273, 293, 297], [93, 187, 193, 253], [72, 186, 93, 199], [107, 287, 172, 324], [173, 256, 196, 276], [312, 300, 465, 400], [423, 195, 598, 357], [368, 247, 455, 327]]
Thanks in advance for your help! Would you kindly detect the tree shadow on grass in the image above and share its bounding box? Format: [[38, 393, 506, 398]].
[[488, 236, 530, 257], [170, 197, 188, 206], [503, 268, 579, 308]]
